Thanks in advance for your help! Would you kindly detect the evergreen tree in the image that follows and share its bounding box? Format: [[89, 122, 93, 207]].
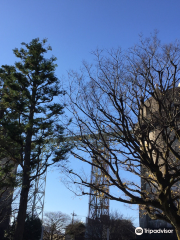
[[0, 38, 72, 240], [4, 214, 42, 240], [66, 221, 86, 240], [23, 215, 42, 240]]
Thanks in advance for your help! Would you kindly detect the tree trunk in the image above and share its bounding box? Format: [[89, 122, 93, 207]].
[[13, 169, 30, 240], [13, 128, 33, 240], [13, 84, 35, 240], [13, 137, 31, 240], [174, 226, 180, 240]]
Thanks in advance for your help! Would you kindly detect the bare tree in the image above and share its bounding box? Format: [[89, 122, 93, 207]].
[[63, 33, 180, 239], [43, 211, 71, 240]]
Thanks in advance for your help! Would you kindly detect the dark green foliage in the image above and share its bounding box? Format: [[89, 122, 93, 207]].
[[0, 38, 73, 240], [66, 221, 86, 240], [23, 215, 42, 240], [5, 214, 42, 240], [109, 218, 135, 240], [0, 38, 72, 171], [85, 212, 136, 240]]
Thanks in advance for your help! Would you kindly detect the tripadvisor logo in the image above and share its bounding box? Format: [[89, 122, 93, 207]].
[[135, 227, 143, 235], [144, 228, 174, 234], [135, 227, 174, 235]]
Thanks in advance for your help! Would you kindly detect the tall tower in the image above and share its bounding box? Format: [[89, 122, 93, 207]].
[[88, 154, 109, 220], [139, 85, 180, 233], [86, 140, 110, 239], [27, 168, 47, 220]]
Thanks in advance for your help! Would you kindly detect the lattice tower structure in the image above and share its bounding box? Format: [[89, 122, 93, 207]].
[[3, 149, 48, 229], [86, 142, 109, 239], [52, 132, 111, 222], [88, 150, 110, 220], [8, 161, 47, 228], [86, 136, 110, 239], [26, 166, 47, 220], [1, 132, 111, 239], [0, 105, 47, 235]]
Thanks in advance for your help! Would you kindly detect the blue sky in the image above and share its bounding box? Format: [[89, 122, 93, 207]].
[[1, 0, 180, 228]]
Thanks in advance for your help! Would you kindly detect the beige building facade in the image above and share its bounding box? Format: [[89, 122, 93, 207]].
[[138, 87, 180, 230]]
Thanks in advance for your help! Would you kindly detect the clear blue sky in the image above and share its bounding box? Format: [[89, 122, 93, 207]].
[[1, 0, 180, 228]]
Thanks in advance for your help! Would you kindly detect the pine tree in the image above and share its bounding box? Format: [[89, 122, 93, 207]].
[[0, 38, 72, 240]]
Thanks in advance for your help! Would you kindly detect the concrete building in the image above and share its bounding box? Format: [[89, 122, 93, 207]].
[[138, 86, 180, 239]]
